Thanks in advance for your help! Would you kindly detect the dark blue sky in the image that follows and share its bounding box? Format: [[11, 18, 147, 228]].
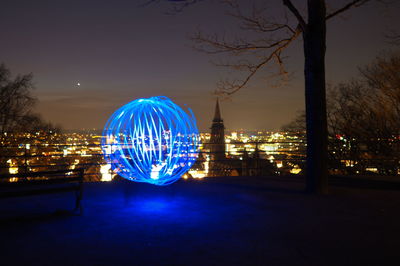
[[1, 0, 399, 131]]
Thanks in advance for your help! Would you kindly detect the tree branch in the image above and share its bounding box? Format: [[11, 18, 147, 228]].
[[226, 2, 296, 34], [326, 0, 371, 20], [140, 0, 204, 13], [191, 31, 297, 55], [282, 0, 306, 31], [214, 28, 301, 95], [158, 0, 377, 97], [386, 31, 400, 45]]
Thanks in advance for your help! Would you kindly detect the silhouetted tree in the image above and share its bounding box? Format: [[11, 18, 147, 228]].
[[284, 52, 400, 175], [156, 0, 375, 193], [387, 31, 400, 45], [0, 64, 59, 135], [0, 64, 62, 174], [0, 64, 36, 134], [282, 111, 306, 133], [329, 53, 400, 175]]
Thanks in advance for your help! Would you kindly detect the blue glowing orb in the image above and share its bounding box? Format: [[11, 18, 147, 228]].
[[101, 96, 199, 185]]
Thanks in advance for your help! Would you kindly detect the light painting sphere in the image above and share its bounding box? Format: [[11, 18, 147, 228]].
[[101, 96, 199, 185]]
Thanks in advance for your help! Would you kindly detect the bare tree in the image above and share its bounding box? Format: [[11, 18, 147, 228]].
[[0, 64, 63, 174], [0, 64, 61, 135], [282, 111, 306, 133], [0, 64, 37, 134], [329, 52, 400, 175], [386, 31, 400, 45], [285, 52, 400, 175], [156, 0, 374, 193]]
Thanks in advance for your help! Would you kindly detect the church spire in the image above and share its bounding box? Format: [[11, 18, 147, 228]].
[[213, 98, 223, 122], [209, 97, 225, 177]]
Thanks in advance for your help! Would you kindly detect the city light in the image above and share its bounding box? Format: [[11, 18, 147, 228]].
[[100, 163, 114, 181]]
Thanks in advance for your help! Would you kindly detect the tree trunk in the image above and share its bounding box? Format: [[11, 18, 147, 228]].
[[303, 0, 328, 194]]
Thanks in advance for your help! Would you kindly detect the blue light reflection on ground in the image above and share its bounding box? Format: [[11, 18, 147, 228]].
[[137, 198, 170, 212], [121, 182, 198, 218], [2, 180, 400, 265]]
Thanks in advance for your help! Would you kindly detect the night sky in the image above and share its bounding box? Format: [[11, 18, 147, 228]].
[[1, 0, 399, 131]]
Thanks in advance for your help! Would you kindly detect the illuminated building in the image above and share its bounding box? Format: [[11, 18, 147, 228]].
[[209, 99, 227, 176], [205, 100, 275, 177]]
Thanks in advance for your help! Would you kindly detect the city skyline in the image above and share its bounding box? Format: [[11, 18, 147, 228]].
[[1, 0, 399, 131]]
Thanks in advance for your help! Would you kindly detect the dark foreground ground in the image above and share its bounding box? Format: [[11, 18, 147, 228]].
[[1, 176, 400, 266]]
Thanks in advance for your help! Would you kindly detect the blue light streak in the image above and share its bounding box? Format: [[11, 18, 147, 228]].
[[101, 96, 199, 185]]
